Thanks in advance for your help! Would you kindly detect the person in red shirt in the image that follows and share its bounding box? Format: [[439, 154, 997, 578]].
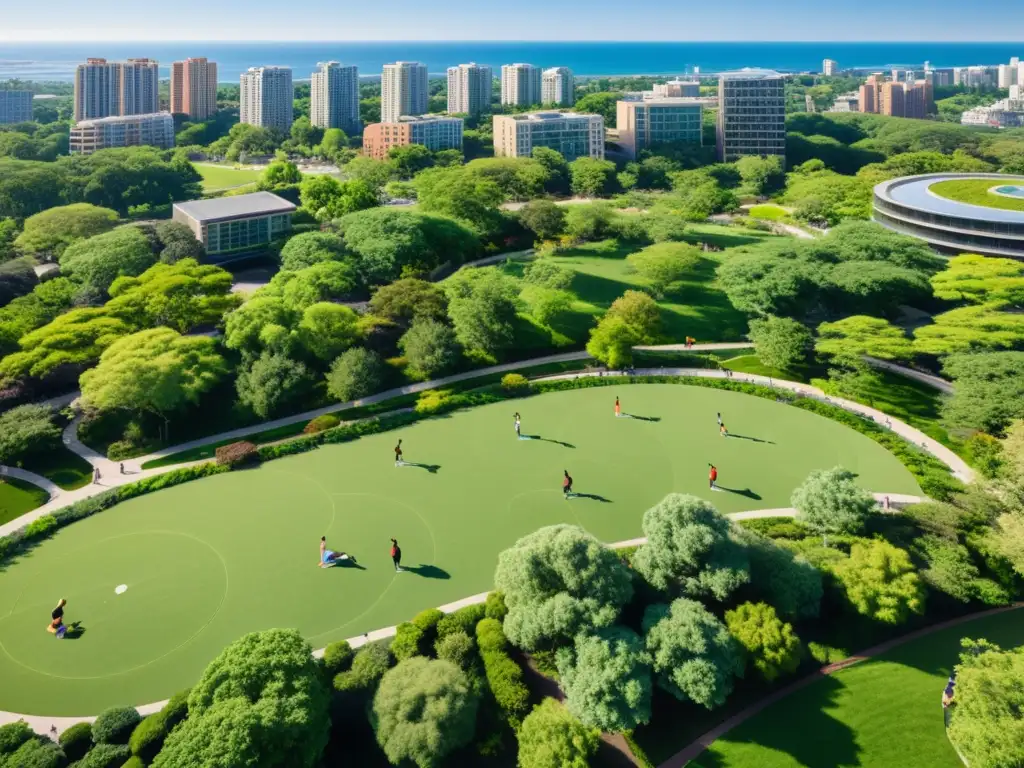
[[390, 538, 403, 572], [563, 470, 573, 498], [709, 463, 718, 490], [615, 396, 621, 418]]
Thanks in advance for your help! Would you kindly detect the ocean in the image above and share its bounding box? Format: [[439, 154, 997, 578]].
[[2, 41, 1024, 82]]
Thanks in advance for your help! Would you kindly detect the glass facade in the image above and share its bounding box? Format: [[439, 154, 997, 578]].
[[203, 213, 291, 255]]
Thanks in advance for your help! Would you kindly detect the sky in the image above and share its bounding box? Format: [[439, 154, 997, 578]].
[[3, 0, 1024, 42]]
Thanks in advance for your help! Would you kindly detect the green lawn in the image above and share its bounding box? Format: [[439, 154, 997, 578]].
[[747, 204, 790, 221], [22, 446, 94, 490], [195, 164, 263, 193], [929, 178, 1024, 212], [0, 384, 917, 715], [688, 608, 1024, 768], [0, 477, 50, 526]]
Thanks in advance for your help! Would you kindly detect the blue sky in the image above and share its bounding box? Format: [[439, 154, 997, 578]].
[[3, 0, 1024, 41]]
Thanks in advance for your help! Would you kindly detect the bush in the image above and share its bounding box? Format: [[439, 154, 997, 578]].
[[162, 688, 190, 730], [322, 639, 354, 675], [436, 630, 476, 669], [390, 622, 425, 661], [725, 602, 802, 682], [412, 608, 444, 644], [76, 743, 131, 768], [58, 721, 93, 762], [304, 414, 341, 434], [0, 721, 34, 754], [129, 712, 170, 762], [122, 758, 146, 768], [92, 705, 141, 745], [484, 591, 508, 621], [436, 603, 486, 639], [807, 642, 848, 666], [326, 347, 385, 402], [476, 618, 531, 728], [517, 698, 600, 768], [213, 440, 259, 468], [500, 373, 531, 395], [833, 540, 926, 624], [333, 641, 392, 693], [0, 737, 66, 768], [24, 515, 58, 538]]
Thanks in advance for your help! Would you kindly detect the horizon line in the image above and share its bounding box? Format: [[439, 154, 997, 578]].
[[3, 38, 1024, 44]]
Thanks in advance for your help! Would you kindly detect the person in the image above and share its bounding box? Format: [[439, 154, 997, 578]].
[[615, 397, 621, 418], [319, 536, 353, 568], [119, 462, 124, 475], [883, 495, 891, 512], [394, 440, 404, 466], [709, 463, 718, 491], [92, 466, 101, 484], [390, 538, 403, 572], [563, 469, 573, 498], [47, 599, 67, 638], [514, 412, 521, 438], [717, 412, 723, 427], [720, 422, 729, 438]]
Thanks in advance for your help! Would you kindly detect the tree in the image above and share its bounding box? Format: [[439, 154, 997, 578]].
[[572, 92, 623, 122], [832, 540, 926, 624], [259, 160, 302, 189], [80, 328, 226, 433], [523, 259, 574, 290], [518, 199, 567, 240], [632, 494, 751, 600], [279, 231, 348, 271], [724, 602, 801, 682], [531, 147, 571, 195], [326, 347, 386, 402], [289, 115, 323, 149], [586, 315, 641, 369], [236, 352, 314, 419], [494, 524, 633, 650], [930, 254, 1024, 306], [569, 157, 617, 197], [947, 639, 1024, 768], [369, 278, 448, 327], [0, 217, 19, 263], [298, 303, 360, 363], [14, 203, 118, 261], [563, 203, 615, 242], [154, 220, 205, 264], [464, 157, 550, 201], [606, 289, 660, 341], [0, 404, 60, 465], [748, 315, 812, 371], [413, 167, 504, 235], [299, 175, 344, 219], [517, 698, 600, 768], [792, 467, 876, 544], [153, 629, 329, 768], [716, 249, 824, 318], [223, 296, 298, 356], [343, 155, 394, 191], [0, 308, 132, 382], [942, 352, 1024, 435], [643, 598, 744, 708], [815, 315, 914, 362], [300, 175, 377, 222], [388, 145, 435, 179], [914, 302, 1024, 356], [523, 286, 574, 326], [105, 259, 240, 333], [626, 242, 701, 297], [736, 155, 786, 196], [59, 226, 157, 295], [0, 257, 37, 307], [736, 529, 824, 619], [399, 319, 461, 378], [0, 736, 66, 768], [446, 270, 519, 357], [556, 626, 652, 732], [370, 657, 479, 768], [318, 128, 347, 158]]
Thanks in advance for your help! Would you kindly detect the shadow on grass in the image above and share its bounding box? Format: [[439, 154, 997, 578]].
[[522, 434, 576, 448], [400, 462, 441, 474], [404, 564, 451, 579], [727, 433, 775, 444], [717, 485, 762, 500], [625, 414, 661, 422], [62, 622, 86, 640], [568, 492, 613, 503]]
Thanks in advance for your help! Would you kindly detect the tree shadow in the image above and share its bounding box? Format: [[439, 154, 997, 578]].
[[717, 485, 762, 500], [523, 434, 576, 448], [404, 564, 451, 579], [568, 492, 613, 503], [727, 433, 775, 444]]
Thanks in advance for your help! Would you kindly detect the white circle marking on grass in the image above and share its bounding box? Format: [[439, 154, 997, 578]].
[[114, 585, 127, 595]]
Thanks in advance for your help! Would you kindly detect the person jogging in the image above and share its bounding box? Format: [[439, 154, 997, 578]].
[[719, 422, 728, 438], [563, 469, 574, 498], [514, 412, 521, 438], [615, 397, 621, 418], [709, 463, 718, 490], [394, 440, 403, 466], [717, 412, 723, 427], [390, 538, 403, 572]]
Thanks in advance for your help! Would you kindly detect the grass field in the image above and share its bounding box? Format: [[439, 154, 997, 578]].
[[22, 447, 94, 491], [195, 164, 263, 193], [688, 608, 1024, 768], [747, 204, 790, 221], [0, 478, 50, 526], [0, 384, 917, 715], [929, 178, 1024, 212]]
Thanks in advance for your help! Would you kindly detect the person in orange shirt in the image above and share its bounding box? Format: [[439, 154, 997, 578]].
[[709, 464, 718, 490], [615, 397, 621, 418]]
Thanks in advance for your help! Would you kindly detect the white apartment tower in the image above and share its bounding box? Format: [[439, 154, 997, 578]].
[[446, 63, 493, 115], [381, 62, 428, 122], [73, 58, 159, 121], [240, 66, 294, 133], [501, 63, 542, 107], [311, 61, 361, 134], [823, 59, 838, 76], [542, 67, 575, 106]]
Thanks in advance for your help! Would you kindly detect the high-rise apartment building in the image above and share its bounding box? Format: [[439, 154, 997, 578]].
[[822, 59, 838, 76], [493, 112, 604, 161], [925, 67, 955, 87], [651, 79, 700, 98], [542, 67, 575, 106], [240, 66, 294, 133], [70, 112, 174, 154], [616, 99, 702, 160], [74, 58, 159, 121], [998, 63, 1020, 89], [311, 61, 360, 134], [954, 66, 997, 88], [170, 58, 218, 120], [363, 115, 464, 160], [860, 74, 933, 119], [501, 64, 542, 107], [381, 62, 428, 123], [715, 69, 786, 163], [447, 63, 493, 115], [859, 75, 880, 113], [0, 91, 33, 124]]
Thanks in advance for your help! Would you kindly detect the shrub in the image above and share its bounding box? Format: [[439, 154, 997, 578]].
[[334, 641, 392, 693], [0, 721, 34, 754], [484, 591, 508, 621], [106, 440, 143, 461], [326, 347, 385, 402], [832, 540, 926, 624], [500, 373, 531, 395], [24, 515, 58, 538], [213, 440, 259, 468], [725, 602, 802, 682], [0, 737, 66, 768], [129, 712, 170, 762], [92, 705, 141, 745], [304, 414, 341, 434], [476, 618, 531, 728], [161, 688, 190, 731], [738, 517, 809, 540], [436, 630, 476, 669], [322, 639, 354, 675], [412, 608, 444, 645], [792, 466, 877, 543], [390, 622, 425, 661], [807, 642, 848, 666], [77, 743, 132, 768], [122, 758, 146, 768], [58, 721, 93, 762], [517, 698, 600, 768], [436, 603, 486, 639]]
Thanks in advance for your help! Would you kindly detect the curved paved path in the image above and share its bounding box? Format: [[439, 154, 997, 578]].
[[0, 466, 61, 499], [657, 602, 1024, 768]]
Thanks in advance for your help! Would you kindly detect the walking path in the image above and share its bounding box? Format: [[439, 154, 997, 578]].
[[656, 602, 1024, 768], [865, 356, 954, 394], [0, 466, 61, 500]]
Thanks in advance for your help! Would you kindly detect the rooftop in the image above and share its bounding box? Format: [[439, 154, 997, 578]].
[[393, 114, 464, 124], [74, 111, 172, 127], [504, 111, 599, 122], [173, 192, 296, 223], [876, 174, 1024, 224], [719, 68, 784, 80]]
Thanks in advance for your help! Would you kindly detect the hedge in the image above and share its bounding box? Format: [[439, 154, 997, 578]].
[[304, 414, 341, 434], [484, 591, 508, 621], [436, 630, 476, 670], [128, 713, 169, 763], [322, 639, 354, 676], [58, 721, 93, 762], [0, 721, 34, 754], [76, 743, 132, 768], [161, 688, 190, 731], [214, 440, 259, 467], [476, 618, 531, 729], [390, 622, 425, 661], [437, 603, 487, 640], [92, 705, 141, 745], [332, 640, 393, 694]]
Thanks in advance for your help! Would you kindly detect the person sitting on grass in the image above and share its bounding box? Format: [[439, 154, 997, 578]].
[[46, 599, 67, 638], [319, 537, 353, 568]]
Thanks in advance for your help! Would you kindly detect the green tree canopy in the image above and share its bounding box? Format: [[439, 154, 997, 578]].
[[748, 315, 812, 371], [369, 278, 449, 327], [586, 315, 641, 369], [13, 203, 119, 261], [463, 157, 550, 201], [735, 528, 824, 619], [494, 524, 634, 650], [258, 160, 302, 189], [563, 202, 616, 242], [223, 296, 298, 356], [258, 261, 358, 311], [914, 302, 1024, 356], [792, 467, 876, 543], [370, 657, 479, 768], [643, 598, 745, 708], [930, 254, 1024, 306], [399, 319, 461, 378], [556, 626, 652, 732], [832, 540, 926, 624], [633, 493, 751, 600], [445, 269, 519, 357], [0, 404, 60, 465], [413, 167, 505, 236], [531, 147, 571, 195], [815, 315, 915, 362], [326, 347, 386, 402], [297, 302, 360, 363], [724, 602, 801, 682], [517, 698, 600, 768], [942, 351, 1024, 435], [569, 157, 617, 197], [606, 289, 660, 341], [299, 175, 378, 222], [154, 220, 205, 264], [388, 144, 435, 179], [518, 199, 567, 240], [736, 155, 785, 196], [59, 226, 157, 295], [236, 351, 314, 419], [279, 231, 349, 271], [626, 242, 701, 297]]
